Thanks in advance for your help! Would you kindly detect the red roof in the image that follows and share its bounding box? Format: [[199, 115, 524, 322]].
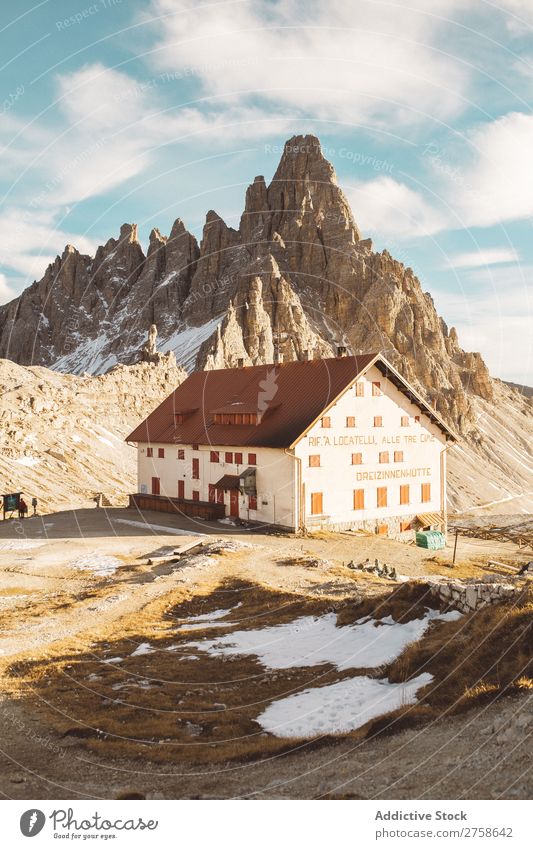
[[126, 354, 455, 448]]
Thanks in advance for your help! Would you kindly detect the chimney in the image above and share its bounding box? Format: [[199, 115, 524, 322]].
[[337, 345, 347, 357], [273, 348, 283, 364], [237, 357, 244, 368]]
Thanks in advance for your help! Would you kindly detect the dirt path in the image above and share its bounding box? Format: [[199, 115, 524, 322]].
[[0, 688, 530, 800]]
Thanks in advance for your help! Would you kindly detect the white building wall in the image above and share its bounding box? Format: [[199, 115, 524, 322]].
[[294, 364, 447, 534], [137, 442, 296, 529]]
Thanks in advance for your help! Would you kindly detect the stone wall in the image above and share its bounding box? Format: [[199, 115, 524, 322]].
[[427, 577, 524, 613]]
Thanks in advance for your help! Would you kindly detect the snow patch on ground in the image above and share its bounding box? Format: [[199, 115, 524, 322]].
[[69, 553, 121, 576], [258, 672, 433, 738], [177, 604, 241, 631], [0, 539, 44, 551], [185, 609, 454, 671], [131, 642, 155, 656], [162, 316, 222, 371]]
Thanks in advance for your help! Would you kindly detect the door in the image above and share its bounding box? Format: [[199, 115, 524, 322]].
[[151, 477, 160, 495], [229, 490, 239, 517], [178, 480, 185, 499], [192, 458, 199, 480]]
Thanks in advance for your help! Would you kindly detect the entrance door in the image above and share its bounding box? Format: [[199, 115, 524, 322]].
[[178, 480, 185, 499], [229, 490, 239, 517], [151, 477, 160, 495]]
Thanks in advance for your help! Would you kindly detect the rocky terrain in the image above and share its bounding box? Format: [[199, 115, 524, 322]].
[[0, 355, 185, 512], [0, 134, 531, 512]]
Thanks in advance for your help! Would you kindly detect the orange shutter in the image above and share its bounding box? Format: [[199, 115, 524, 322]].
[[377, 486, 387, 507], [311, 492, 323, 515], [400, 484, 410, 505], [353, 489, 365, 510]]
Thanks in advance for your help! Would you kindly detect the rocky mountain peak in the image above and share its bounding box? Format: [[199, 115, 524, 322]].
[[0, 133, 509, 436]]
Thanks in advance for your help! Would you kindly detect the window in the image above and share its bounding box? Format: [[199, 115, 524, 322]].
[[158, 447, 165, 458], [401, 416, 409, 427], [394, 450, 404, 462], [400, 484, 410, 505], [351, 452, 362, 465], [309, 454, 321, 467], [192, 444, 199, 451], [151, 477, 160, 495], [225, 452, 233, 464], [355, 382, 364, 397], [346, 416, 356, 428], [248, 453, 257, 465], [421, 483, 431, 503], [400, 520, 412, 532], [377, 486, 387, 507], [210, 451, 219, 463], [208, 484, 215, 502], [235, 452, 243, 464], [372, 381, 381, 396], [377, 524, 388, 536], [374, 416, 383, 427], [192, 490, 199, 501], [177, 449, 185, 460], [192, 458, 199, 480], [146, 446, 153, 458], [414, 415, 420, 423], [353, 488, 364, 510], [248, 494, 257, 510], [214, 412, 258, 425], [321, 416, 331, 428], [310, 492, 323, 515], [379, 451, 389, 464]]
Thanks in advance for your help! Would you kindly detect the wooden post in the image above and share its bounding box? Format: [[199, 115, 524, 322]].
[[452, 529, 459, 566]]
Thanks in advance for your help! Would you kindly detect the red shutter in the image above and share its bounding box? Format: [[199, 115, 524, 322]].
[[192, 458, 199, 480], [178, 480, 185, 499], [151, 477, 160, 495], [248, 453, 257, 465]]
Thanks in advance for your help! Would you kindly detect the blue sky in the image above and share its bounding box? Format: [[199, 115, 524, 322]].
[[1, 0, 532, 383]]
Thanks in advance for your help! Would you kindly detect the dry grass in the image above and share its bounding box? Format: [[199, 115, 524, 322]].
[[5, 581, 354, 765], [366, 592, 533, 737], [5, 578, 532, 766]]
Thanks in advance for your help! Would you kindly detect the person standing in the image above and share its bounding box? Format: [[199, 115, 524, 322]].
[[18, 497, 28, 519]]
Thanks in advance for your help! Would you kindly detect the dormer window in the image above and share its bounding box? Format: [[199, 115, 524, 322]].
[[174, 408, 197, 425], [213, 411, 259, 425]]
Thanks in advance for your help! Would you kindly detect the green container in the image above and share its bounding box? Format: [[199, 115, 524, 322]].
[[416, 530, 445, 550]]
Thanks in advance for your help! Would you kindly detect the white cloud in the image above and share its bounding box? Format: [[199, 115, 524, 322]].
[[345, 176, 447, 238], [0, 207, 97, 280], [430, 112, 533, 228], [433, 271, 533, 383], [448, 247, 520, 268], [143, 0, 469, 128], [0, 273, 16, 304]]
